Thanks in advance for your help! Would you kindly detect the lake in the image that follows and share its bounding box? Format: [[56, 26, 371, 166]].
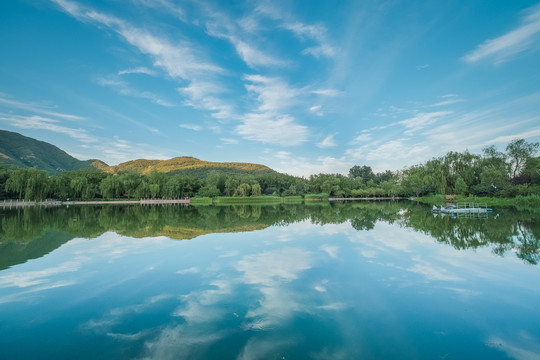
[[0, 201, 539, 359]]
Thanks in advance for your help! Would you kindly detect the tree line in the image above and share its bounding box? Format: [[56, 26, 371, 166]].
[[1, 138, 538, 201]]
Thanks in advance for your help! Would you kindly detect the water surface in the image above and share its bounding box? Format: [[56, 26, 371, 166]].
[[0, 202, 539, 359]]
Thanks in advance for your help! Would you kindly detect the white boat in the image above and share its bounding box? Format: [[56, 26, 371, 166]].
[[432, 202, 492, 214]]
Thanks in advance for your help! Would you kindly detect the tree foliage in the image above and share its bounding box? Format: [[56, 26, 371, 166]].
[[2, 139, 539, 201]]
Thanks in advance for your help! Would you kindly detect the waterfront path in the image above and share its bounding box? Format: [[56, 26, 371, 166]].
[[0, 199, 190, 208]]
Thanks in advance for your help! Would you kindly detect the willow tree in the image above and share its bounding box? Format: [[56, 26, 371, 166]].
[[506, 139, 540, 178]]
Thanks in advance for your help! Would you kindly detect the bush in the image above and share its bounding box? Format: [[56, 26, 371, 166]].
[[190, 197, 213, 205], [470, 184, 497, 197], [305, 193, 329, 201]]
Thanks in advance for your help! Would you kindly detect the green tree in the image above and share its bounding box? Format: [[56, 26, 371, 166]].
[[523, 157, 540, 185], [235, 183, 251, 197], [149, 183, 160, 198], [349, 165, 375, 184], [251, 183, 262, 196], [480, 165, 508, 188], [225, 176, 241, 196], [506, 138, 540, 178], [5, 168, 50, 200], [100, 175, 122, 199], [135, 181, 150, 199], [118, 171, 142, 199], [454, 176, 468, 195]]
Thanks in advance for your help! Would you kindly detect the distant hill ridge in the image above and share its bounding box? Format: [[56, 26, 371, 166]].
[[0, 129, 97, 174], [0, 129, 275, 176], [108, 156, 273, 174]]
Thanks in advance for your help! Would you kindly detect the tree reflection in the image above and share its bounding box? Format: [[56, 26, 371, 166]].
[[1, 201, 539, 268]]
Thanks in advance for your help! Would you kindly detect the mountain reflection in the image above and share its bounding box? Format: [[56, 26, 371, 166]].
[[1, 201, 539, 268]]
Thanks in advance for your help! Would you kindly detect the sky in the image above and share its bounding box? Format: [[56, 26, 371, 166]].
[[1, 0, 540, 177]]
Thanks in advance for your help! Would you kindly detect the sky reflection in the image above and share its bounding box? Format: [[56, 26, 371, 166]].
[[0, 214, 539, 359]]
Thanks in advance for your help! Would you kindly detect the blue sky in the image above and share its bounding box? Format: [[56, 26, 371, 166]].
[[1, 0, 539, 176]]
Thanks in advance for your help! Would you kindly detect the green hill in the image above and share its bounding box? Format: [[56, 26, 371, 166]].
[[106, 156, 275, 176], [0, 130, 99, 174], [0, 129, 276, 177]]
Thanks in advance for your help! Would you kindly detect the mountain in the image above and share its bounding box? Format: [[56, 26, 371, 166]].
[[0, 129, 276, 177], [0, 130, 99, 174], [106, 156, 276, 177]]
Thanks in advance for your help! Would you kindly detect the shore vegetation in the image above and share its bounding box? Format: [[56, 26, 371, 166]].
[[1, 139, 538, 204]]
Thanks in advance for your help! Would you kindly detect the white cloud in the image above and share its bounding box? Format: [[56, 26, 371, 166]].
[[346, 139, 430, 171], [485, 126, 540, 145], [283, 21, 336, 58], [415, 64, 430, 70], [51, 0, 224, 117], [118, 67, 156, 76], [204, 10, 288, 68], [133, 0, 186, 21], [352, 133, 372, 143], [140, 325, 227, 360], [0, 113, 96, 143], [244, 74, 301, 113], [398, 111, 451, 135], [320, 245, 340, 259], [317, 134, 337, 148], [0, 95, 85, 121], [230, 38, 288, 68], [430, 98, 465, 107], [236, 248, 312, 331], [487, 334, 540, 360], [302, 44, 336, 58], [220, 138, 239, 145], [309, 105, 323, 116], [274, 155, 354, 177], [275, 151, 292, 160], [317, 302, 347, 311], [236, 248, 311, 287], [176, 267, 200, 275], [179, 124, 202, 131], [237, 337, 295, 360], [236, 113, 308, 146], [178, 82, 233, 119], [408, 258, 463, 281], [97, 76, 175, 107], [0, 260, 81, 288], [89, 138, 172, 164], [259, 7, 336, 59], [112, 136, 131, 149], [311, 89, 340, 97], [174, 280, 233, 323], [462, 4, 540, 63], [369, 140, 429, 162]]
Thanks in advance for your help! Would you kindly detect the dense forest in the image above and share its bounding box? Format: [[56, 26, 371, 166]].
[[1, 138, 538, 201]]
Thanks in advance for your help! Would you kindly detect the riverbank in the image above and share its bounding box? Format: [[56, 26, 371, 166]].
[[0, 199, 190, 208], [414, 194, 540, 208], [329, 197, 403, 201]]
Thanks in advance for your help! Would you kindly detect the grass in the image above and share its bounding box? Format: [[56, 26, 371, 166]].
[[190, 197, 213, 205], [213, 196, 283, 204], [191, 195, 304, 205], [304, 193, 329, 202], [190, 195, 304, 205]]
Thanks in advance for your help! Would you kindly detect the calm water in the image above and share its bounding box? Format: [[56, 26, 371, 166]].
[[0, 202, 539, 359]]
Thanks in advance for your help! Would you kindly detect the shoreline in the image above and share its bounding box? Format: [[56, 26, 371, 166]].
[[329, 197, 403, 201], [0, 197, 405, 208], [0, 199, 190, 208]]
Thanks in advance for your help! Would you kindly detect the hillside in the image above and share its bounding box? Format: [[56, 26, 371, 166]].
[[0, 130, 99, 174], [0, 129, 276, 177], [107, 156, 275, 176]]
